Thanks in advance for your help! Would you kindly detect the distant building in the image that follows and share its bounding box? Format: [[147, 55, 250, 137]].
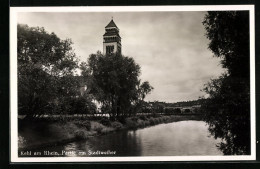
[[103, 19, 122, 55]]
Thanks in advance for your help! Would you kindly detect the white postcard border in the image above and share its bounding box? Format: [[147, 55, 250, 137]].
[[10, 5, 256, 162]]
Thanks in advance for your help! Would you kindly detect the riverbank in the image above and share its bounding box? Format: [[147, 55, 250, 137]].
[[18, 115, 202, 150]]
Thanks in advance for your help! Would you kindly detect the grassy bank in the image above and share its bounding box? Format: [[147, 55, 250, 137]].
[[18, 114, 202, 150]]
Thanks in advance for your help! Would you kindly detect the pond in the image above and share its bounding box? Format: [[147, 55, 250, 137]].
[[34, 120, 223, 156]]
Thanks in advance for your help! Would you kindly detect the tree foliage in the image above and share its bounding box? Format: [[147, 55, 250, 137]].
[[202, 11, 250, 155], [203, 11, 249, 78], [18, 24, 95, 118], [81, 52, 153, 119]]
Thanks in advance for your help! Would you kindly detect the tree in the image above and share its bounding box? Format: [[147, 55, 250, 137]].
[[81, 52, 153, 120], [69, 93, 97, 116], [202, 11, 250, 155], [203, 11, 249, 78], [18, 24, 80, 118]]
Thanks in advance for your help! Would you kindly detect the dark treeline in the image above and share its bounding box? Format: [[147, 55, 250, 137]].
[[148, 99, 206, 107], [140, 99, 205, 114]]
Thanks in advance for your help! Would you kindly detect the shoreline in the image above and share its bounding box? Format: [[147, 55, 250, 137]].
[[18, 114, 202, 151]]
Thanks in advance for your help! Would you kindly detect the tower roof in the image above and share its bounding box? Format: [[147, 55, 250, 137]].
[[103, 32, 121, 38], [105, 19, 118, 28]]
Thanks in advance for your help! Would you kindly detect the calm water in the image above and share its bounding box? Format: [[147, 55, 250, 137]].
[[28, 120, 223, 157]]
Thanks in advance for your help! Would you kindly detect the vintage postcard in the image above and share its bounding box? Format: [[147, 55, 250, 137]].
[[10, 5, 255, 162]]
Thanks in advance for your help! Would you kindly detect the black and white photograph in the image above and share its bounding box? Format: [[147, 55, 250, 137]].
[[10, 6, 255, 162]]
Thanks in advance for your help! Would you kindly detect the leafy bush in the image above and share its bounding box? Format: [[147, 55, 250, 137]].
[[157, 117, 163, 123], [144, 120, 150, 126], [130, 117, 139, 122], [74, 130, 87, 139], [137, 119, 145, 128], [184, 109, 191, 113], [91, 121, 105, 134], [162, 116, 170, 122], [111, 121, 124, 130], [174, 108, 181, 114], [73, 120, 91, 130], [99, 118, 111, 126], [152, 113, 161, 118], [149, 117, 156, 125], [125, 118, 138, 129], [139, 115, 148, 121]]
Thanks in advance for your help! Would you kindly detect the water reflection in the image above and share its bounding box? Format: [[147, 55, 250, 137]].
[[134, 121, 222, 156], [35, 120, 222, 156], [85, 129, 143, 156]]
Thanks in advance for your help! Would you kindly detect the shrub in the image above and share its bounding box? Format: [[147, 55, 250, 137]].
[[99, 118, 111, 126], [139, 115, 148, 121], [162, 116, 170, 122], [118, 117, 126, 124], [157, 117, 163, 123], [74, 130, 87, 139], [82, 121, 91, 130], [137, 119, 145, 128], [149, 117, 156, 125], [144, 120, 150, 126], [125, 118, 138, 129], [154, 118, 160, 124], [73, 120, 91, 130], [111, 121, 124, 130], [91, 121, 105, 134], [130, 117, 139, 122], [184, 109, 191, 113], [174, 108, 181, 114]]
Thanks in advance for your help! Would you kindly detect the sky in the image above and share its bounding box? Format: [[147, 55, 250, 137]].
[[18, 11, 225, 103]]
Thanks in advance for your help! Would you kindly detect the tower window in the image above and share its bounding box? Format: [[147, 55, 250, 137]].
[[106, 45, 114, 54]]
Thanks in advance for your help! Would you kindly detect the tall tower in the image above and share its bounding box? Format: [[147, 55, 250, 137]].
[[103, 19, 122, 55]]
